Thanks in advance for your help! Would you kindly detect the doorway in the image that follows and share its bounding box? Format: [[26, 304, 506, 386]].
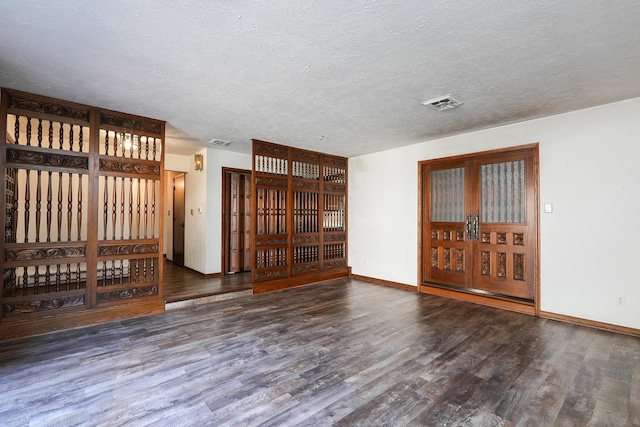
[[419, 144, 539, 312], [222, 168, 252, 274], [173, 174, 186, 267]]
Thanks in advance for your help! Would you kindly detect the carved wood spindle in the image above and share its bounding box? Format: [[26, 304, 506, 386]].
[[57, 172, 63, 241], [33, 265, 39, 295], [105, 130, 109, 155], [112, 177, 117, 240], [65, 264, 71, 291], [102, 261, 107, 286], [119, 260, 124, 285], [14, 114, 20, 144], [60, 122, 64, 150], [145, 137, 150, 161], [48, 120, 53, 149], [129, 178, 133, 239], [37, 119, 43, 147], [47, 171, 52, 242], [144, 179, 149, 239], [9, 270, 17, 298], [26, 117, 32, 146], [103, 177, 108, 240], [35, 170, 42, 242], [76, 262, 81, 289], [310, 193, 314, 233], [55, 264, 61, 292], [45, 265, 51, 293], [135, 258, 139, 283], [79, 126, 83, 152], [150, 257, 154, 281], [152, 137, 157, 161], [69, 124, 74, 151], [24, 170, 31, 243], [77, 174, 83, 241], [151, 180, 156, 239], [113, 132, 118, 157], [120, 177, 125, 240], [22, 267, 29, 297], [66, 263, 71, 291], [136, 179, 141, 239], [111, 260, 116, 286], [143, 258, 147, 282], [67, 173, 73, 241]]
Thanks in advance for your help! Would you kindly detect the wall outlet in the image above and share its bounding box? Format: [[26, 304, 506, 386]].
[[616, 296, 626, 306]]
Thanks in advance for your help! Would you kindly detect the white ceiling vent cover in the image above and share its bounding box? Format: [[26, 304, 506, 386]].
[[208, 138, 231, 146], [421, 94, 464, 111]]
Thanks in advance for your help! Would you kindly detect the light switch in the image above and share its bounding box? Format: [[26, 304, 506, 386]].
[[544, 203, 553, 213]]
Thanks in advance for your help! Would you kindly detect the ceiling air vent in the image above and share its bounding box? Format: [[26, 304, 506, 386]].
[[421, 94, 464, 111], [208, 138, 231, 146]]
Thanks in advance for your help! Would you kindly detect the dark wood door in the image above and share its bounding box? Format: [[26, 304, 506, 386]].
[[173, 174, 185, 267], [422, 145, 538, 302], [225, 170, 252, 273]]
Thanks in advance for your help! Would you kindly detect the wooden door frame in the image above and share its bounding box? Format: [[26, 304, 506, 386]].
[[221, 167, 252, 275], [418, 143, 540, 315]]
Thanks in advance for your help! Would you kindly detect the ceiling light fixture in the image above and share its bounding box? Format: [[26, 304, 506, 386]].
[[421, 94, 464, 111]]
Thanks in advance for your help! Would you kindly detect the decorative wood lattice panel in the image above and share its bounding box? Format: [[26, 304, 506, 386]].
[[1, 89, 164, 330], [252, 140, 348, 288]]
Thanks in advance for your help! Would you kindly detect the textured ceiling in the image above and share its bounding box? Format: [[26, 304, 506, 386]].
[[1, 1, 640, 158]]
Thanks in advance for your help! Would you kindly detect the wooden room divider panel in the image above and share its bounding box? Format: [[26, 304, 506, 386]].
[[252, 140, 348, 293], [0, 89, 165, 339]]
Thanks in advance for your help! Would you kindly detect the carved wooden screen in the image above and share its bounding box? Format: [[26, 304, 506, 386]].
[[252, 140, 348, 293], [0, 89, 164, 337]]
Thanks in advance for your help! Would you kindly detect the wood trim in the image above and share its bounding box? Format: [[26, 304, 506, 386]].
[[351, 274, 418, 292], [253, 268, 349, 294], [540, 311, 640, 337], [419, 283, 536, 315], [0, 299, 164, 341], [417, 143, 540, 166]]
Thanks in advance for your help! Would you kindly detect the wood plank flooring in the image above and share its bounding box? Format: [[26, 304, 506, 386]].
[[162, 260, 252, 303], [1, 279, 639, 426]]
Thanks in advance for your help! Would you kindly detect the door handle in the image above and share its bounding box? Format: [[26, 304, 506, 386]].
[[465, 215, 472, 240], [472, 214, 479, 240]]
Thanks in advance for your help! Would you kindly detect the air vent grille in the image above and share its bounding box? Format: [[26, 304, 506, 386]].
[[208, 138, 231, 146], [421, 94, 464, 111]]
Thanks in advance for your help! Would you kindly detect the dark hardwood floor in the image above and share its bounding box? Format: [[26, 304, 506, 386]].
[[162, 259, 252, 302], [1, 279, 638, 426]]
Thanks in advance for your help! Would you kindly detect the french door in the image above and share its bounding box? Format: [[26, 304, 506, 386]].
[[420, 144, 538, 302]]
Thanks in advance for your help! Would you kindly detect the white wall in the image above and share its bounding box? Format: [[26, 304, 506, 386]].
[[349, 97, 640, 330], [180, 148, 251, 274]]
